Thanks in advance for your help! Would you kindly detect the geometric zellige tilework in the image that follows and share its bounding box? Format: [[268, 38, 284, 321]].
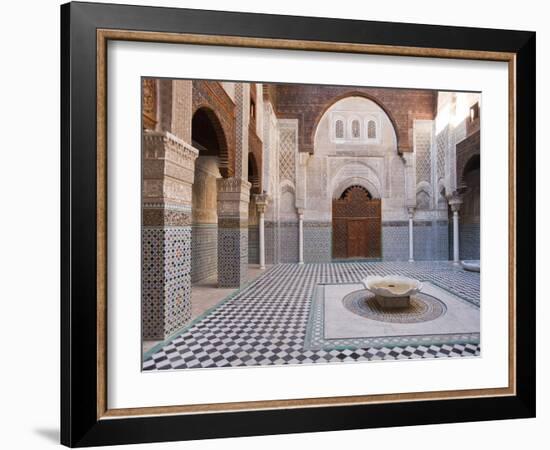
[[279, 128, 296, 183], [217, 227, 248, 288], [191, 225, 218, 284], [436, 126, 448, 181], [142, 226, 192, 340], [415, 124, 432, 185], [303, 224, 332, 262], [279, 223, 299, 263], [413, 222, 449, 261], [381, 224, 409, 261], [248, 226, 259, 264], [459, 223, 480, 261]]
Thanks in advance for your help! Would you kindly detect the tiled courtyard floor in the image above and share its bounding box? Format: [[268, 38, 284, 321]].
[[142, 265, 270, 354], [143, 261, 480, 371]]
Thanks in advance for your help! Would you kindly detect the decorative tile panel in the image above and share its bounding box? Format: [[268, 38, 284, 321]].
[[382, 223, 409, 261], [436, 126, 447, 181], [279, 128, 296, 183], [279, 222, 299, 263], [248, 225, 259, 264], [414, 221, 449, 261], [304, 222, 332, 262], [415, 122, 433, 208], [142, 225, 192, 340], [218, 227, 248, 287], [460, 223, 480, 260], [191, 224, 218, 283]]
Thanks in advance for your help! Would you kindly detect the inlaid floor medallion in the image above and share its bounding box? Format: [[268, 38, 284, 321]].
[[342, 290, 447, 324]]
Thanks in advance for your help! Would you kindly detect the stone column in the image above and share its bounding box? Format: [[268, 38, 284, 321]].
[[448, 194, 463, 264], [217, 177, 252, 287], [254, 194, 269, 269], [297, 208, 304, 265], [408, 207, 415, 262], [142, 130, 198, 340]]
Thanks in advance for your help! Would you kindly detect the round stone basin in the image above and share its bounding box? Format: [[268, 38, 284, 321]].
[[461, 260, 480, 272], [361, 275, 423, 309]]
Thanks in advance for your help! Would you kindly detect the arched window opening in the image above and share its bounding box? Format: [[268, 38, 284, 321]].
[[250, 99, 256, 121], [367, 120, 376, 139], [351, 119, 361, 138], [335, 119, 344, 139]]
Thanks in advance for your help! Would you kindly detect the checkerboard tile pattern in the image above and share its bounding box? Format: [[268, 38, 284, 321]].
[[143, 262, 480, 371]]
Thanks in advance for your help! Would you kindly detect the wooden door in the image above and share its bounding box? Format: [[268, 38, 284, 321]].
[[332, 186, 381, 259], [347, 220, 366, 257]]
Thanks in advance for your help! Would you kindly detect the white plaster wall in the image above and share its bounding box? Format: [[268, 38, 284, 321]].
[[221, 81, 236, 101]]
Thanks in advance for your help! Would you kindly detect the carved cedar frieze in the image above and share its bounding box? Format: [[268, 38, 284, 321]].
[[142, 78, 157, 130]]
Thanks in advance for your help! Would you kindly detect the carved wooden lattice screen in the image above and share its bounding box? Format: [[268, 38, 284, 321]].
[[332, 186, 381, 259]]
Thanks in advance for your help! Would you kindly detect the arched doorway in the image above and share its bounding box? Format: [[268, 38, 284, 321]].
[[332, 185, 381, 259], [190, 107, 226, 285], [247, 152, 261, 264], [460, 155, 480, 260]]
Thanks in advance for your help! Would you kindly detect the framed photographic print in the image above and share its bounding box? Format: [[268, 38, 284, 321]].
[[60, 1, 536, 447]]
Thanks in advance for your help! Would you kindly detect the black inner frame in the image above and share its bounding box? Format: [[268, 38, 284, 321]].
[[61, 1, 536, 447]]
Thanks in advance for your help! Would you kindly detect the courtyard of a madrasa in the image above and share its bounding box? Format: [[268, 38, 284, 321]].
[[141, 80, 481, 370]]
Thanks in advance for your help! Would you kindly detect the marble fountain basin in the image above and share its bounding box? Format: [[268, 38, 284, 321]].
[[361, 275, 423, 308], [461, 260, 480, 272]]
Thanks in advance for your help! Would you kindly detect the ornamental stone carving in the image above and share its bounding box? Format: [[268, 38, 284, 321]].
[[142, 78, 157, 130], [142, 130, 199, 207], [217, 177, 252, 218]]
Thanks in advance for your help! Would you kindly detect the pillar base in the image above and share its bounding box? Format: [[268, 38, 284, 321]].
[[142, 209, 192, 340], [217, 222, 248, 288], [216, 178, 251, 288]]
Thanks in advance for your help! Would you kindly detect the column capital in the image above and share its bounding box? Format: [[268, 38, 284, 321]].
[[407, 206, 415, 218], [216, 177, 251, 194], [217, 177, 251, 219], [142, 130, 199, 208], [254, 193, 270, 214], [296, 207, 305, 218], [448, 198, 463, 212], [446, 190, 464, 212]]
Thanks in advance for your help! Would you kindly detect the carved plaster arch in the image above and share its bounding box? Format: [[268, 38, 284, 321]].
[[416, 181, 433, 210], [279, 179, 296, 195], [331, 162, 383, 199], [333, 177, 381, 200]]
